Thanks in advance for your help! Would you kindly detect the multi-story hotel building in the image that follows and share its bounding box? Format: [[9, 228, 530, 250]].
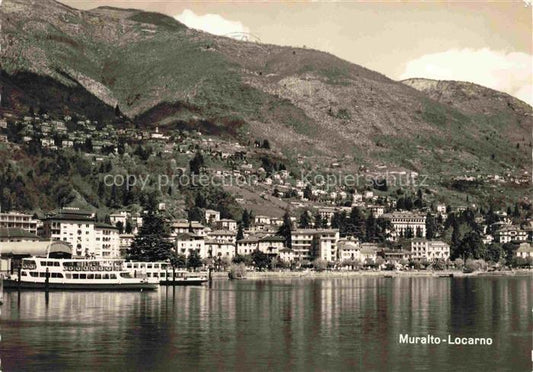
[[291, 229, 340, 262], [494, 225, 528, 243], [175, 232, 207, 258], [410, 238, 450, 261], [381, 212, 426, 240], [42, 208, 120, 258], [0, 211, 40, 235]]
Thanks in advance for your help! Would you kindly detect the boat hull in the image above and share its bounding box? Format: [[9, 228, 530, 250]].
[[2, 279, 158, 291], [159, 279, 208, 286]]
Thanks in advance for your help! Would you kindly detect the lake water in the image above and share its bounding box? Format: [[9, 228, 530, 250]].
[[0, 276, 531, 371]]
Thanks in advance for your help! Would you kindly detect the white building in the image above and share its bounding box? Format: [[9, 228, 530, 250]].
[[95, 223, 120, 258], [175, 233, 207, 258], [410, 239, 450, 261], [381, 212, 426, 240], [109, 212, 129, 227], [214, 219, 237, 231], [337, 238, 361, 262], [205, 240, 235, 260], [359, 243, 379, 264], [119, 233, 134, 257], [279, 248, 295, 263], [236, 237, 259, 256], [43, 208, 119, 258], [255, 215, 271, 225], [368, 205, 385, 218], [0, 211, 40, 235], [291, 229, 340, 262], [205, 209, 221, 225], [436, 204, 447, 214], [207, 230, 236, 244], [515, 242, 533, 259], [494, 226, 528, 243], [170, 219, 206, 237]]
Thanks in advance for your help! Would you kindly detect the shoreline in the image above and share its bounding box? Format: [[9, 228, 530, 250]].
[[211, 269, 533, 280]]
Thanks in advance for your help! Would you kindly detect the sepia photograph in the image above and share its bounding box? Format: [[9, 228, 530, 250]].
[[0, 0, 531, 370]]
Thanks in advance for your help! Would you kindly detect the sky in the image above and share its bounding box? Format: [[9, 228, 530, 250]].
[[61, 0, 532, 105]]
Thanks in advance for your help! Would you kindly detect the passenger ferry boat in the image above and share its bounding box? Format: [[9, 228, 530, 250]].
[[4, 257, 158, 291], [124, 261, 208, 285]]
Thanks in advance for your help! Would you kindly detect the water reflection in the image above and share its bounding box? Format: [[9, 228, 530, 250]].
[[0, 276, 531, 371]]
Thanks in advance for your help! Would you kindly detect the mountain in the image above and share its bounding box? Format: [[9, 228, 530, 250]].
[[1, 0, 531, 201], [402, 78, 531, 144]]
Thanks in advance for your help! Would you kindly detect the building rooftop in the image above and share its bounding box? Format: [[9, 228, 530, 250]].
[[0, 228, 41, 240]]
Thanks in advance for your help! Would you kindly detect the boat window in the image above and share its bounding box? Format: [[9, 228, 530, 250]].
[[119, 272, 132, 278], [161, 272, 166, 277], [153, 264, 159, 269], [87, 274, 94, 279], [103, 274, 109, 279], [147, 264, 153, 269], [65, 274, 71, 279], [110, 274, 117, 279], [29, 272, 38, 277], [21, 271, 28, 276], [146, 273, 151, 277], [95, 274, 102, 279], [39, 272, 46, 277], [73, 274, 79, 279], [153, 273, 159, 278], [80, 274, 86, 279], [54, 262, 60, 267], [133, 264, 139, 269]]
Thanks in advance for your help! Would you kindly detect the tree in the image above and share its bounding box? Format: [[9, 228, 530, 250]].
[[456, 231, 485, 260], [125, 220, 133, 234], [365, 212, 377, 242], [278, 211, 292, 248], [251, 249, 270, 271], [242, 209, 251, 228], [425, 212, 438, 239], [299, 210, 311, 228], [453, 258, 464, 270], [127, 207, 174, 262], [303, 184, 313, 200], [236, 223, 244, 241], [314, 213, 324, 228], [189, 151, 204, 175], [188, 207, 204, 223], [312, 258, 327, 272], [170, 254, 187, 268], [485, 243, 504, 263], [116, 221, 124, 234], [187, 250, 203, 270]]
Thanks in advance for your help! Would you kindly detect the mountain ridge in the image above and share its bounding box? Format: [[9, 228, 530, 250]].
[[1, 0, 530, 180]]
